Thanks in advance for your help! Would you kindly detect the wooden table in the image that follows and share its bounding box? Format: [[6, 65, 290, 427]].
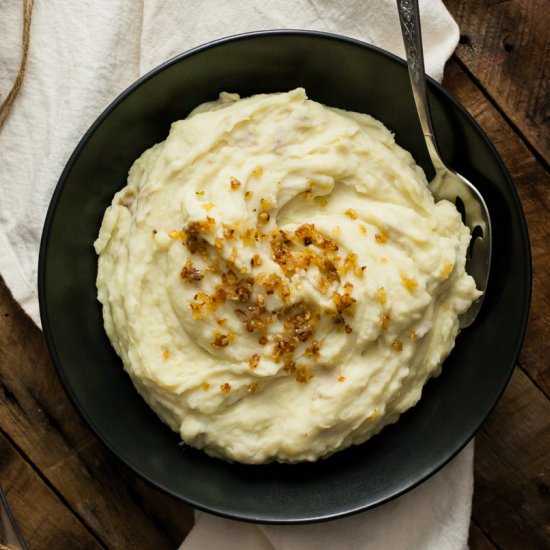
[[1, 1, 548, 548]]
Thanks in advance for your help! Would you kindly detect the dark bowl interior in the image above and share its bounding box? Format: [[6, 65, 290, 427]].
[[38, 30, 531, 523]]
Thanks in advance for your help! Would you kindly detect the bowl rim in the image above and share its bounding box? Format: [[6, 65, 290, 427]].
[[38, 28, 532, 524]]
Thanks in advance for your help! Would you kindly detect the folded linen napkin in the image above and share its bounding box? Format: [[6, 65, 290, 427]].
[[0, 1, 470, 549]]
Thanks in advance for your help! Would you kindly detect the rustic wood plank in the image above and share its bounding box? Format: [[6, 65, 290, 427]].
[[0, 277, 193, 549], [0, 430, 102, 549], [119, 473, 194, 545], [442, 60, 550, 397], [446, 0, 550, 162], [471, 367, 550, 549], [469, 520, 498, 550]]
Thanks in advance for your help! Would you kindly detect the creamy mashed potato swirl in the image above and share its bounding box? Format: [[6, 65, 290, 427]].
[[95, 88, 480, 464]]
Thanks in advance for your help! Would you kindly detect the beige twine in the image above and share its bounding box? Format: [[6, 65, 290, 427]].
[[0, 0, 35, 130]]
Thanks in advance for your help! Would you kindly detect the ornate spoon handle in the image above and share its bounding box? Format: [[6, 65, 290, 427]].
[[396, 0, 444, 173]]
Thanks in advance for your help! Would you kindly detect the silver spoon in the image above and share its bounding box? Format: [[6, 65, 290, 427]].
[[396, 0, 492, 328]]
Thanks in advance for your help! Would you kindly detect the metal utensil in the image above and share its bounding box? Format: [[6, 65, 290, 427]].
[[0, 488, 28, 550], [397, 0, 492, 327]]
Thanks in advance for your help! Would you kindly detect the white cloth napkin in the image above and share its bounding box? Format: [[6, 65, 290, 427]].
[[182, 444, 473, 550], [0, 1, 470, 549]]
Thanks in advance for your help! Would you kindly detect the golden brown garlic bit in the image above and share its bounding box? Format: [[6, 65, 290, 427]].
[[244, 191, 253, 200], [258, 211, 270, 226], [270, 301, 322, 372], [240, 228, 256, 245], [380, 313, 390, 332], [190, 291, 209, 319], [439, 260, 454, 280], [270, 225, 342, 286], [211, 332, 231, 349], [282, 301, 319, 342], [375, 287, 387, 305], [339, 253, 357, 276], [343, 282, 354, 293], [270, 226, 359, 339], [190, 285, 224, 318], [375, 231, 388, 244], [392, 340, 403, 352], [321, 258, 340, 282], [184, 218, 215, 253], [256, 272, 291, 301], [409, 331, 417, 341], [202, 382, 210, 391], [332, 292, 356, 314], [318, 197, 328, 208], [401, 277, 418, 291], [247, 382, 258, 393], [345, 208, 358, 220], [283, 360, 296, 373], [251, 165, 263, 178], [272, 336, 300, 362], [220, 382, 231, 394], [359, 224, 367, 235], [294, 224, 339, 252], [205, 259, 221, 273], [269, 229, 296, 274], [317, 276, 330, 294], [180, 259, 204, 282], [296, 364, 314, 384], [249, 353, 261, 369], [338, 376, 346, 382], [344, 324, 353, 334], [235, 294, 274, 334], [223, 226, 236, 240], [163, 348, 170, 360], [222, 269, 254, 303], [251, 254, 263, 267], [230, 177, 241, 190], [305, 339, 320, 359]]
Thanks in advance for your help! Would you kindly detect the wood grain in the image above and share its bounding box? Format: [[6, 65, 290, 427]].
[[442, 55, 550, 550], [0, 431, 101, 549], [446, 0, 550, 162], [0, 279, 193, 549], [471, 368, 550, 549], [469, 520, 498, 550], [443, 59, 550, 397]]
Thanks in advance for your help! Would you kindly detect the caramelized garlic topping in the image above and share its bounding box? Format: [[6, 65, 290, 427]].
[[95, 89, 480, 464]]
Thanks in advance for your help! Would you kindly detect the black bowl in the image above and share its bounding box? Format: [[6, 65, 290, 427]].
[[38, 30, 531, 523]]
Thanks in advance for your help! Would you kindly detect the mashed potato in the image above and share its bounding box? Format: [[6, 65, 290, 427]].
[[95, 88, 480, 464]]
